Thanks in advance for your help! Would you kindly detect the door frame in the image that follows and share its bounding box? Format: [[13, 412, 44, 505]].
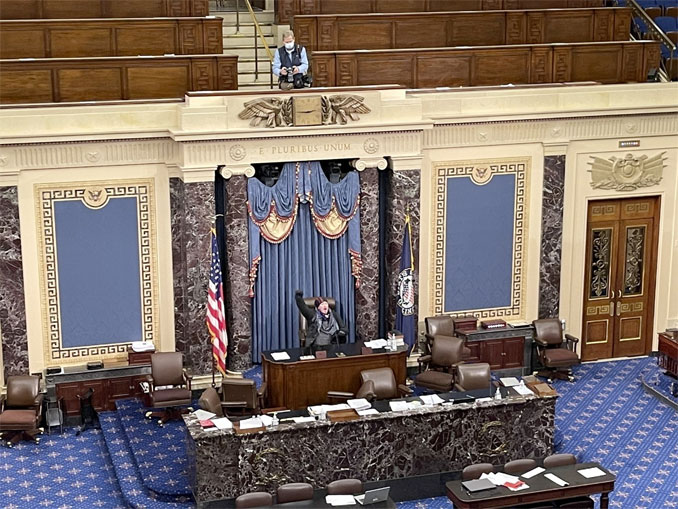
[[560, 137, 678, 359]]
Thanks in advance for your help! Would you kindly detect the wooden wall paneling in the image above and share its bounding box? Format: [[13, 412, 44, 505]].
[[0, 27, 46, 58], [553, 46, 573, 82], [339, 20, 392, 50], [432, 0, 485, 9], [127, 63, 191, 99], [320, 0, 367, 14], [167, 0, 189, 17], [276, 0, 294, 24], [216, 57, 238, 90], [191, 57, 216, 90], [0, 69, 53, 103], [117, 25, 177, 56], [192, 0, 210, 16], [450, 12, 508, 47], [526, 12, 545, 44], [178, 20, 204, 55], [416, 54, 472, 88], [570, 44, 623, 83], [593, 9, 615, 41], [204, 19, 224, 54], [317, 18, 337, 52], [58, 67, 123, 101], [374, 0, 422, 11], [310, 53, 335, 86], [506, 12, 526, 44], [42, 0, 102, 18], [622, 43, 645, 82], [108, 0, 165, 17], [293, 17, 317, 51], [530, 46, 553, 83], [396, 18, 448, 48], [483, 0, 503, 9], [544, 10, 595, 43], [0, 0, 40, 19], [336, 54, 359, 86], [473, 47, 532, 86], [642, 42, 661, 80], [613, 8, 632, 40], [0, 0, 202, 19]]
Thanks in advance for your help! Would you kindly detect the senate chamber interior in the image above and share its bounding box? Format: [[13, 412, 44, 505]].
[[0, 0, 677, 508]]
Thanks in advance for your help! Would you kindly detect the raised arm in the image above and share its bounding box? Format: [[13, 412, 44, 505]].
[[295, 290, 315, 321]]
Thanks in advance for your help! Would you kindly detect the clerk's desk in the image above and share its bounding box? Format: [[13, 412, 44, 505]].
[[446, 461, 615, 509], [261, 343, 407, 409], [245, 491, 396, 508]]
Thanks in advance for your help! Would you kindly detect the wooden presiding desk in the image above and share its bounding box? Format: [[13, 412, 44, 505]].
[[261, 343, 407, 409], [446, 461, 615, 509]]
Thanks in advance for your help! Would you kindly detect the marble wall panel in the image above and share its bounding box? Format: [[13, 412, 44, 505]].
[[223, 176, 252, 371], [0, 186, 28, 379], [170, 179, 214, 375], [539, 156, 566, 319], [355, 168, 380, 342], [385, 170, 421, 331], [186, 396, 555, 501]]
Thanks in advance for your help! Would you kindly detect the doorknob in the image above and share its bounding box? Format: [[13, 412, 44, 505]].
[[609, 303, 614, 317], [618, 289, 622, 299], [616, 301, 621, 316]]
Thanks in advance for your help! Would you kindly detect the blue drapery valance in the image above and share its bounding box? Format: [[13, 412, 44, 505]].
[[247, 161, 361, 296]]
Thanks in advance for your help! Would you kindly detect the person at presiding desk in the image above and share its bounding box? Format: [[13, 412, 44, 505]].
[[295, 290, 347, 350]]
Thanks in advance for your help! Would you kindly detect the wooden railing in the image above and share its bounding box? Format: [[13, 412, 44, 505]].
[[276, 0, 606, 25], [0, 54, 238, 104], [0, 0, 209, 19], [312, 41, 661, 88], [294, 8, 632, 52], [0, 17, 223, 59]]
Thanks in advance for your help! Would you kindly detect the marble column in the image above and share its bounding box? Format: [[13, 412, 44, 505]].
[[539, 156, 566, 319], [385, 170, 421, 332], [223, 176, 252, 371], [355, 168, 380, 342], [170, 178, 214, 375], [0, 186, 28, 380]]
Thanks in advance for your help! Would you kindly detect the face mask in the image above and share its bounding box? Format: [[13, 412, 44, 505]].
[[284, 41, 295, 50]]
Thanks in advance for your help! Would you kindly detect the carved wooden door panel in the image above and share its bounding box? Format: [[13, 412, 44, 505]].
[[581, 197, 659, 361]]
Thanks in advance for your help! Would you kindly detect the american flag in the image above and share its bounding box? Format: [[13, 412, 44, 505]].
[[207, 229, 228, 375]]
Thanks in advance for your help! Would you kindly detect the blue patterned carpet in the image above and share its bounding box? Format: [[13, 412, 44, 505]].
[[1, 357, 676, 509]]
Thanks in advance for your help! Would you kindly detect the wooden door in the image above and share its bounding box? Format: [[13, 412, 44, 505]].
[[480, 339, 504, 370], [503, 337, 525, 369], [581, 197, 659, 361]]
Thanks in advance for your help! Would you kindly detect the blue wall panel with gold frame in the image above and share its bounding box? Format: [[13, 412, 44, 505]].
[[36, 180, 158, 365]]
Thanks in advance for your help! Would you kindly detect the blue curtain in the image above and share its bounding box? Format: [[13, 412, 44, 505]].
[[248, 162, 360, 362]]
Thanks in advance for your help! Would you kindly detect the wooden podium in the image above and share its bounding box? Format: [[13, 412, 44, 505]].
[[261, 343, 407, 410], [658, 332, 678, 378]]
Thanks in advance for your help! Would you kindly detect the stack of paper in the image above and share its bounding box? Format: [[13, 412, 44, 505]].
[[239, 417, 263, 429], [364, 339, 388, 348], [500, 377, 520, 387], [521, 466, 545, 479], [578, 467, 606, 478], [259, 415, 273, 427], [347, 398, 372, 411], [193, 409, 216, 421], [420, 394, 445, 405], [357, 408, 379, 416], [325, 495, 356, 506], [211, 417, 233, 430], [544, 473, 569, 486], [271, 351, 291, 361], [513, 384, 535, 396], [292, 416, 316, 424], [308, 403, 350, 416], [481, 472, 528, 491]]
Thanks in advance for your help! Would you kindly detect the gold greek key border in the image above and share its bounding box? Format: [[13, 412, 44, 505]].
[[35, 179, 158, 366], [430, 158, 529, 318]]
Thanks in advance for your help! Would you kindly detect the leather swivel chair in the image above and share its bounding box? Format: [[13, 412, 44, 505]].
[[221, 378, 267, 416], [355, 367, 412, 401], [416, 335, 465, 392], [198, 387, 226, 418], [299, 296, 337, 348], [0, 375, 43, 446], [235, 492, 273, 508], [454, 363, 491, 392], [327, 479, 363, 495], [504, 458, 537, 475], [423, 316, 471, 366], [276, 482, 313, 504], [144, 352, 193, 425], [543, 453, 576, 468], [462, 463, 494, 481], [533, 319, 580, 382]]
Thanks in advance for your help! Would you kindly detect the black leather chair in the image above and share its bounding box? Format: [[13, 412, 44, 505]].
[[0, 375, 43, 446], [144, 352, 193, 425], [299, 296, 337, 348], [276, 482, 313, 504], [533, 319, 580, 382]]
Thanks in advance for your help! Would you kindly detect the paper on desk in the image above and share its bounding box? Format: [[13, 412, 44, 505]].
[[521, 466, 545, 479], [420, 394, 445, 405], [239, 417, 263, 429], [500, 377, 520, 387], [293, 416, 316, 423], [299, 355, 315, 360], [347, 398, 372, 411], [506, 482, 529, 491], [325, 495, 357, 506], [389, 400, 410, 412], [193, 409, 216, 420], [271, 351, 291, 361], [514, 384, 535, 396], [364, 339, 387, 348], [578, 467, 606, 478], [211, 417, 232, 430], [482, 472, 520, 486], [259, 415, 273, 427], [357, 408, 379, 416], [544, 473, 569, 486]]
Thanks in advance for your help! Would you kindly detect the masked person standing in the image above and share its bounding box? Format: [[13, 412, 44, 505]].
[[272, 30, 309, 90]]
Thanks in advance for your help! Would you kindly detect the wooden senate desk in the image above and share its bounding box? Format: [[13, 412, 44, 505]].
[[446, 461, 616, 509], [186, 389, 556, 504], [658, 332, 678, 378], [262, 343, 407, 409]]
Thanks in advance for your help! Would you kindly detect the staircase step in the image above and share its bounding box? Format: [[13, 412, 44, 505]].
[[238, 82, 276, 91], [238, 72, 273, 84], [224, 47, 274, 59], [238, 60, 273, 72], [211, 10, 275, 25], [223, 34, 275, 48]]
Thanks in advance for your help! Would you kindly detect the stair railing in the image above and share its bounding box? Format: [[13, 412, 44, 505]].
[[242, 0, 275, 88]]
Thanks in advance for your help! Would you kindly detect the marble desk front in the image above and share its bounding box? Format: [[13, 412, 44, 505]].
[[185, 393, 556, 505]]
